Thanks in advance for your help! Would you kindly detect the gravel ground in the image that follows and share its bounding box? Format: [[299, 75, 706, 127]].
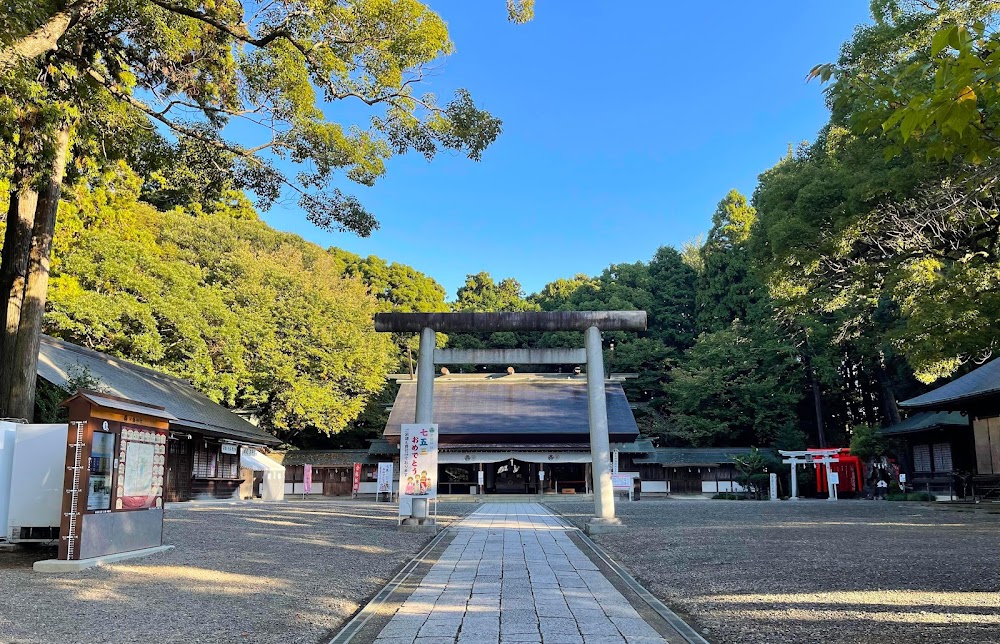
[[0, 499, 480, 644], [555, 499, 1000, 644]]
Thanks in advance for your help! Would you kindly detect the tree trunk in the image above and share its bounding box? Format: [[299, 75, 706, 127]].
[[876, 353, 901, 426], [802, 350, 827, 448], [1, 121, 72, 420], [0, 114, 43, 418], [0, 0, 105, 73]]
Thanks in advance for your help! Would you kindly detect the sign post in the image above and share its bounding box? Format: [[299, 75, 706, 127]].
[[612, 449, 619, 475], [376, 462, 394, 501], [828, 470, 840, 501], [477, 469, 484, 495], [611, 474, 633, 502], [769, 472, 778, 501], [399, 423, 438, 524]]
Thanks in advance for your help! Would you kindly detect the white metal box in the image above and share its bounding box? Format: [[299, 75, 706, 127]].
[[0, 422, 17, 540], [6, 423, 67, 542]]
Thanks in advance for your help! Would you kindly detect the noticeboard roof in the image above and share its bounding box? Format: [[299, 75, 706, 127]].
[[64, 390, 178, 421]]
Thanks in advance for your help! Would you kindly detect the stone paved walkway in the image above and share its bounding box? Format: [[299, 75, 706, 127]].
[[373, 503, 666, 644]]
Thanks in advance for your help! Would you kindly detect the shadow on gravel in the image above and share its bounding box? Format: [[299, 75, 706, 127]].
[[0, 499, 480, 644], [553, 499, 1000, 644]]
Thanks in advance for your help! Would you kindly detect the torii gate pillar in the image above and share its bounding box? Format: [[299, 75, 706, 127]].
[[411, 326, 436, 524], [585, 326, 619, 531]]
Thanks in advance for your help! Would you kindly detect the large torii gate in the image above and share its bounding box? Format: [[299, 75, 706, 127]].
[[375, 311, 646, 535]]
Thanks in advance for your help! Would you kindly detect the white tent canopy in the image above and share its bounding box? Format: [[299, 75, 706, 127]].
[[241, 448, 285, 501]]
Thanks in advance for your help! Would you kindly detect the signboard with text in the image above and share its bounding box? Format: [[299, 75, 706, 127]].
[[611, 474, 632, 489], [377, 462, 394, 495], [303, 464, 313, 494], [399, 423, 438, 516]]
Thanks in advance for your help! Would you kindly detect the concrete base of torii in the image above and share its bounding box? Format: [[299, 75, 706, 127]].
[[399, 523, 441, 534], [584, 518, 624, 535]]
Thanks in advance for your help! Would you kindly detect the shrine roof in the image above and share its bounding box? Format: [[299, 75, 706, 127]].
[[384, 378, 639, 444]]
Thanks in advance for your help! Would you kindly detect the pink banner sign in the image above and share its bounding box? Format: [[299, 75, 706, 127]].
[[352, 462, 362, 493], [303, 464, 313, 494]]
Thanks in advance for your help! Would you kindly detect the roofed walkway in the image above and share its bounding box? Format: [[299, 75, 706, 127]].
[[372, 503, 668, 644]]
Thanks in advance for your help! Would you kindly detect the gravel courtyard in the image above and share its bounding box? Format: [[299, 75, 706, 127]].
[[0, 499, 478, 644], [557, 499, 1000, 644]]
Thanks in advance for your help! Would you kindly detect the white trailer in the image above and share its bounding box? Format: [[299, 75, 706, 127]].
[[0, 423, 67, 543]]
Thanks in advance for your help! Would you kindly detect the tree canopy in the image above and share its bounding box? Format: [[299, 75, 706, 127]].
[[0, 0, 524, 420], [40, 166, 396, 441]]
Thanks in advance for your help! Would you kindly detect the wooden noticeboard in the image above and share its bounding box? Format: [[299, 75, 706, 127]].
[[57, 390, 176, 561]]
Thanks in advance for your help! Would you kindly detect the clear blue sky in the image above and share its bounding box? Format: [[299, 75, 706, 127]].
[[259, 1, 873, 300]]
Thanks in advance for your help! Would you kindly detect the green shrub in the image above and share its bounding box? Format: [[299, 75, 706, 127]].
[[886, 492, 936, 502], [711, 493, 746, 500]]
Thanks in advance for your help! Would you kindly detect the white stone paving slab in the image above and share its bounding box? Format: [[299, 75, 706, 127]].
[[372, 503, 666, 644]]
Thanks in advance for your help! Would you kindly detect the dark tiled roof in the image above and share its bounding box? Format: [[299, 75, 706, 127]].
[[38, 335, 280, 446], [612, 439, 655, 453], [384, 380, 640, 442], [879, 411, 968, 436], [634, 447, 757, 466], [900, 357, 1000, 411], [368, 438, 396, 456], [275, 450, 371, 467]]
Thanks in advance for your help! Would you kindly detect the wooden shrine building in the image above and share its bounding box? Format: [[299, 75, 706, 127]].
[[37, 335, 282, 502], [900, 356, 1000, 499]]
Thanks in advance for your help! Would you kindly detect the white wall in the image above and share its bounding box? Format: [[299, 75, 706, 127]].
[[641, 480, 668, 494], [703, 480, 747, 493], [285, 482, 324, 495]]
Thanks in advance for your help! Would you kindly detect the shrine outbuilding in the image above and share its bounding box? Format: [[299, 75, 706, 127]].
[[36, 335, 283, 502], [900, 356, 1000, 499]]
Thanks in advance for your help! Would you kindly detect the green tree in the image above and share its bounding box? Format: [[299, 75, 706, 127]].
[[446, 272, 541, 356], [753, 1, 1000, 386], [0, 0, 522, 420], [664, 323, 803, 447], [454, 272, 538, 313], [43, 168, 396, 442], [732, 447, 774, 500], [812, 0, 1000, 164], [849, 424, 888, 461], [696, 190, 764, 332], [330, 250, 448, 315]]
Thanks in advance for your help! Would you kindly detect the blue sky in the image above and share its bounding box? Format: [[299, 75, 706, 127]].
[[260, 1, 873, 299]]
